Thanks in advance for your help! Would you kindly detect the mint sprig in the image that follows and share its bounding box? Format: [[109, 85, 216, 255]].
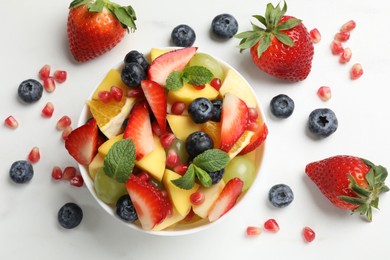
[[103, 139, 136, 183], [166, 66, 214, 90]]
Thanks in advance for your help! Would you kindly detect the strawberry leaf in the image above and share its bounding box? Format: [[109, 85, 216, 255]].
[[276, 18, 302, 31], [88, 0, 104, 12], [339, 195, 366, 206], [256, 34, 271, 57], [252, 15, 267, 27], [113, 6, 137, 30], [69, 0, 89, 8], [274, 31, 294, 46], [171, 164, 195, 190]]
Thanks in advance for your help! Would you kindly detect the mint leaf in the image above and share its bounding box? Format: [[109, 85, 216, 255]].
[[171, 164, 196, 190], [104, 139, 136, 183], [193, 149, 229, 172], [166, 71, 183, 90], [194, 165, 212, 188], [182, 66, 213, 86]]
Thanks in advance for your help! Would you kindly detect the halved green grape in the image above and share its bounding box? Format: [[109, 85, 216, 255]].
[[223, 156, 255, 191], [172, 139, 189, 163], [94, 168, 128, 204], [188, 53, 224, 80]]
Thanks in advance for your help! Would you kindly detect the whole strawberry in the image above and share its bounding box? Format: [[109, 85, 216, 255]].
[[235, 2, 314, 82], [305, 155, 389, 221], [67, 0, 137, 62]]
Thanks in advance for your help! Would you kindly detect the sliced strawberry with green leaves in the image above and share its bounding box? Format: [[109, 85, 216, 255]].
[[65, 118, 98, 165], [148, 47, 197, 86], [123, 101, 154, 160], [220, 93, 249, 152], [208, 177, 243, 222], [141, 80, 167, 132], [125, 174, 170, 230], [239, 119, 268, 155]]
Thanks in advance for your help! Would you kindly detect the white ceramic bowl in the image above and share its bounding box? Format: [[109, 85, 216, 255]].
[[78, 48, 267, 236]]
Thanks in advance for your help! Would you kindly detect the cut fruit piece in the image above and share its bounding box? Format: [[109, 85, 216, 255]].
[[239, 120, 268, 155], [168, 82, 219, 106], [166, 114, 201, 141], [152, 207, 188, 231], [148, 47, 198, 86], [200, 121, 221, 148], [92, 69, 128, 100], [88, 153, 104, 180], [150, 48, 169, 61], [98, 134, 123, 157], [141, 80, 167, 132], [227, 131, 255, 159], [192, 180, 225, 218]]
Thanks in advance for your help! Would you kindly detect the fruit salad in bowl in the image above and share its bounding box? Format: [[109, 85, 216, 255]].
[[65, 47, 268, 235]]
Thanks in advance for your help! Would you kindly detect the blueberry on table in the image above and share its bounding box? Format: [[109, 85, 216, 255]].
[[18, 79, 43, 103], [116, 195, 138, 222], [270, 94, 295, 118], [121, 62, 146, 87], [124, 50, 149, 71], [9, 160, 34, 184], [308, 108, 338, 138], [211, 14, 239, 39], [185, 131, 214, 159], [58, 202, 83, 229], [268, 184, 294, 208], [171, 24, 196, 47], [188, 97, 214, 124]]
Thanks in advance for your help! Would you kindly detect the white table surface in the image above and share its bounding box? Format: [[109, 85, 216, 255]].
[[1, 0, 389, 259]]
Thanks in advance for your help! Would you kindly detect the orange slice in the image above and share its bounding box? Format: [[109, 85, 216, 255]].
[[200, 121, 221, 148], [227, 131, 255, 159]]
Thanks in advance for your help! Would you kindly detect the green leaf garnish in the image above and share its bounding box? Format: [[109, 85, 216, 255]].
[[103, 139, 136, 183], [166, 71, 183, 90], [171, 164, 196, 190], [166, 66, 214, 91], [194, 165, 212, 188]]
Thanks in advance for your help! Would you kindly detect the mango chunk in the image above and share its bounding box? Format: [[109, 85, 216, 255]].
[[168, 82, 219, 105], [88, 153, 104, 180], [150, 48, 169, 61], [167, 114, 201, 141], [192, 180, 225, 219], [98, 134, 123, 157], [92, 69, 127, 100]]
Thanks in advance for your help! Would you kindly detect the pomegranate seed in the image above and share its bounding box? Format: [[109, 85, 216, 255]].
[[56, 115, 72, 130], [173, 164, 189, 176], [247, 120, 260, 132], [151, 121, 163, 136], [41, 102, 54, 118], [70, 174, 84, 187], [317, 86, 332, 101], [171, 102, 186, 115], [263, 219, 280, 233], [138, 171, 151, 182], [350, 63, 363, 80], [110, 86, 123, 101], [51, 166, 63, 180], [339, 47, 352, 64], [334, 32, 350, 42], [340, 20, 356, 33], [161, 190, 169, 198], [98, 91, 112, 103], [53, 70, 67, 83], [61, 126, 73, 141], [39, 64, 51, 80], [210, 78, 222, 91], [63, 166, 77, 180], [160, 132, 176, 149], [190, 191, 205, 205], [302, 226, 316, 243], [193, 84, 205, 90], [309, 28, 321, 43], [43, 77, 56, 93], [126, 88, 144, 98], [4, 116, 18, 129], [246, 226, 262, 237], [183, 209, 195, 222], [248, 107, 259, 122], [166, 149, 180, 168], [28, 146, 40, 163], [330, 40, 344, 55]]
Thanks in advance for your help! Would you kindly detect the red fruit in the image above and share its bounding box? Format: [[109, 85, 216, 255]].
[[65, 118, 98, 165], [43, 77, 56, 93], [239, 120, 268, 155], [125, 174, 170, 230], [246, 226, 262, 237], [317, 86, 332, 101], [53, 70, 67, 83], [166, 149, 180, 169], [190, 191, 205, 206], [209, 77, 222, 91], [98, 91, 112, 103], [302, 227, 316, 243], [4, 116, 18, 129], [159, 132, 175, 149], [331, 40, 344, 55], [123, 101, 154, 160], [56, 115, 72, 130], [340, 20, 356, 33], [62, 126, 73, 141], [340, 48, 352, 64], [171, 102, 186, 115], [173, 163, 188, 176], [208, 178, 243, 222], [334, 32, 350, 42], [70, 174, 84, 187], [309, 28, 321, 43], [148, 47, 197, 86], [28, 147, 40, 164], [236, 3, 314, 82], [140, 80, 167, 132], [51, 166, 63, 180], [39, 64, 51, 80], [42, 102, 55, 118], [263, 219, 280, 233], [220, 93, 249, 152], [305, 155, 389, 221], [63, 166, 77, 180], [350, 63, 363, 80], [126, 87, 144, 98], [110, 86, 123, 101], [67, 0, 137, 62]]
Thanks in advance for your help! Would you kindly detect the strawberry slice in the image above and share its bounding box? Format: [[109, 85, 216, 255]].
[[65, 118, 98, 165], [239, 120, 268, 155], [220, 93, 249, 152], [208, 178, 243, 222], [123, 101, 154, 160], [126, 174, 170, 230], [148, 47, 197, 86], [141, 80, 167, 132]]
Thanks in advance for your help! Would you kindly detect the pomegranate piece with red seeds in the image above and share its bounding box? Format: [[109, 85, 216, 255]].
[[263, 218, 280, 233], [309, 28, 321, 43], [42, 102, 55, 118], [53, 70, 67, 83], [302, 226, 316, 243], [246, 226, 262, 237], [56, 115, 72, 130], [350, 63, 363, 80], [28, 146, 40, 163], [340, 20, 356, 32], [39, 64, 51, 80], [330, 41, 344, 55], [4, 116, 19, 129], [190, 191, 205, 205], [340, 48, 352, 64], [317, 86, 332, 101], [43, 77, 56, 93], [51, 166, 63, 180]]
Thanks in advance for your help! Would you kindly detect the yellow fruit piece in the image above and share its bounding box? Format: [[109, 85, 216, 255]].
[[168, 82, 219, 106], [166, 114, 201, 141], [200, 121, 221, 148], [92, 69, 128, 100], [87, 97, 135, 139], [150, 48, 169, 61], [219, 69, 258, 108], [152, 207, 188, 231], [227, 131, 255, 159], [88, 153, 104, 180], [163, 169, 199, 216], [192, 180, 225, 219], [98, 134, 123, 157], [135, 135, 166, 182]]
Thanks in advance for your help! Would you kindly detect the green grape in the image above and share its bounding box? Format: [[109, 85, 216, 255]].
[[94, 168, 127, 205], [223, 156, 255, 192], [188, 53, 224, 80], [172, 139, 189, 163]]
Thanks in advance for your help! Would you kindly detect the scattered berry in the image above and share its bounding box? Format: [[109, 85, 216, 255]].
[[171, 102, 186, 115], [126, 87, 144, 98], [61, 126, 73, 141], [190, 191, 205, 205], [246, 226, 262, 237], [334, 32, 350, 42], [340, 20, 356, 33], [270, 94, 295, 119], [308, 108, 338, 138], [185, 131, 214, 159], [151, 121, 163, 137], [110, 86, 123, 101], [160, 132, 176, 149], [98, 91, 112, 103], [18, 79, 43, 103], [63, 166, 77, 180], [309, 28, 321, 43], [166, 149, 180, 168], [56, 115, 72, 130], [339, 47, 352, 64], [211, 14, 239, 39], [263, 219, 280, 233], [28, 146, 40, 164], [116, 195, 138, 222], [4, 116, 19, 129], [302, 226, 316, 243], [171, 24, 196, 47], [268, 184, 294, 208], [210, 99, 222, 122], [41, 102, 54, 117], [330, 40, 344, 55], [121, 62, 146, 87], [70, 174, 84, 187], [9, 160, 34, 184], [39, 64, 51, 80], [317, 86, 332, 101], [43, 77, 56, 93], [124, 50, 149, 71], [350, 63, 363, 80], [173, 164, 188, 176], [57, 202, 83, 229], [210, 77, 222, 91], [53, 70, 67, 83], [188, 97, 214, 123], [208, 169, 225, 184], [51, 166, 63, 180]]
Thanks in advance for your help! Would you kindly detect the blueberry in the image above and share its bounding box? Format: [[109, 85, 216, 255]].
[[211, 14, 239, 39], [208, 169, 224, 184], [171, 24, 196, 47], [308, 108, 338, 138], [185, 131, 214, 158], [9, 160, 34, 184], [270, 94, 295, 118], [121, 62, 146, 87], [18, 79, 43, 103], [268, 184, 294, 208], [116, 195, 138, 222], [124, 50, 149, 72], [188, 97, 214, 124], [211, 99, 222, 122], [57, 202, 83, 229]]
